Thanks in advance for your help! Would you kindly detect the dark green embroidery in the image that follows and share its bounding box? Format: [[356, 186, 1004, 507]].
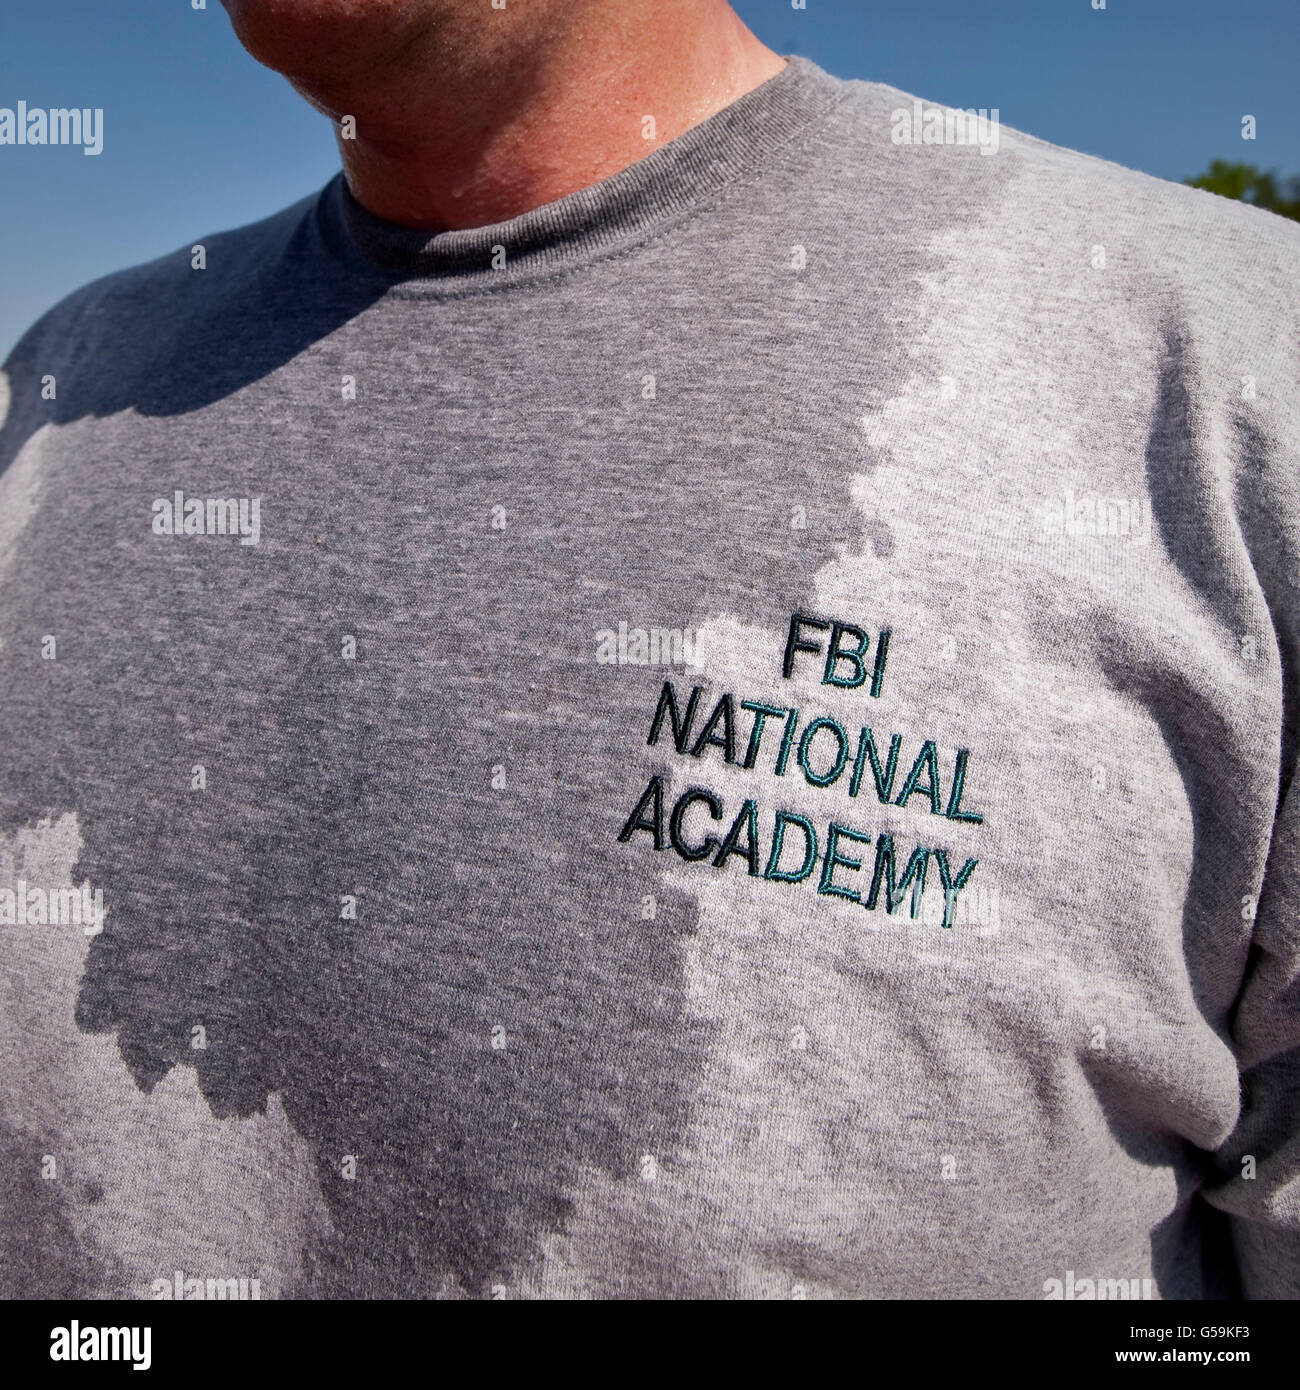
[[774, 706, 801, 776], [944, 748, 984, 824], [647, 680, 703, 754], [822, 622, 871, 689], [866, 834, 929, 918], [797, 716, 850, 788], [849, 727, 903, 802], [894, 739, 942, 814], [740, 700, 789, 770], [713, 798, 761, 875], [782, 612, 830, 678], [618, 613, 990, 931], [819, 822, 872, 901], [763, 810, 819, 883], [870, 628, 891, 698], [933, 849, 979, 928], [689, 691, 737, 764], [669, 786, 724, 862], [617, 774, 666, 850], [782, 612, 890, 698]]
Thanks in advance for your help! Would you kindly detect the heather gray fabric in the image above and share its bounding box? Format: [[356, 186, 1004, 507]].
[[1, 55, 1298, 1300]]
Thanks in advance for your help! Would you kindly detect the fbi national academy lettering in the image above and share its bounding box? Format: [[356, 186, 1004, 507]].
[[617, 613, 985, 929]]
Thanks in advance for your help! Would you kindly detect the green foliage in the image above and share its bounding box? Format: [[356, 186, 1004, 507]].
[[1184, 161, 1300, 221]]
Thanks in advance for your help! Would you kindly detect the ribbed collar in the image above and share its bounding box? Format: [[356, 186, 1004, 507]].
[[313, 55, 845, 294]]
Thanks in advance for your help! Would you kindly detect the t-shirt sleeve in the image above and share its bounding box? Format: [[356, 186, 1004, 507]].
[[1199, 235, 1300, 1296], [1210, 767, 1300, 1297], [0, 280, 100, 475]]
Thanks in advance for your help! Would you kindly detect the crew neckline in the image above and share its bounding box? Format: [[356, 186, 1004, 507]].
[[313, 54, 846, 295]]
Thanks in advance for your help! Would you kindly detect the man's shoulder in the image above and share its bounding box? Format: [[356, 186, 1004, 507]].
[[2, 187, 323, 383], [994, 105, 1300, 266], [795, 69, 1300, 371], [0, 187, 331, 452], [821, 71, 1300, 277]]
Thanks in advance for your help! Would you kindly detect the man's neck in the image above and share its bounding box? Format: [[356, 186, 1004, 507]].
[[295, 1, 786, 231]]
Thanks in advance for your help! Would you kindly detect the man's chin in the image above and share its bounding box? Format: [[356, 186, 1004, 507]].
[[219, 0, 437, 81]]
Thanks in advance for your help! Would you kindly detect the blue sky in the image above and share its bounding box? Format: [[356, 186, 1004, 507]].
[[2, 0, 1296, 357]]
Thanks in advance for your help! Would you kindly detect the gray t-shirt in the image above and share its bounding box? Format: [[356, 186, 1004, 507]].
[[2, 55, 1298, 1300]]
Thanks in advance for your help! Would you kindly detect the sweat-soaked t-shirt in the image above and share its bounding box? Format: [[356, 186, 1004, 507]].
[[2, 56, 1299, 1300]]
